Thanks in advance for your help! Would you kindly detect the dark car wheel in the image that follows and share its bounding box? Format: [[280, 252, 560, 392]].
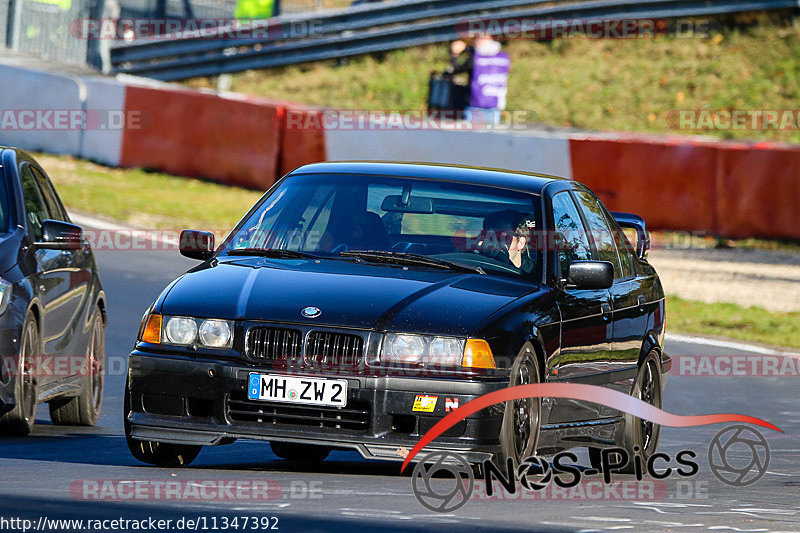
[[49, 308, 105, 426], [271, 441, 330, 462], [124, 377, 201, 467], [497, 344, 542, 468], [589, 351, 663, 473], [0, 314, 40, 436]]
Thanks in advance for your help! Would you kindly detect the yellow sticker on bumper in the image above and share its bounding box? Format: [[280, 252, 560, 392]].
[[412, 395, 438, 412]]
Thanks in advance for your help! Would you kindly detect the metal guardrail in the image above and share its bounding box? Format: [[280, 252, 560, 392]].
[[112, 0, 543, 64], [111, 0, 800, 80]]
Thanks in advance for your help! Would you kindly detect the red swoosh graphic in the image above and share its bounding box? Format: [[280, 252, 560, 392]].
[[401, 383, 781, 472]]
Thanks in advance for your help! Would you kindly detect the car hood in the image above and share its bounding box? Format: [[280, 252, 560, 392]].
[[158, 257, 538, 336]]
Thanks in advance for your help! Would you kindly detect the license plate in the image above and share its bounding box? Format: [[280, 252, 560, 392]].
[[247, 373, 348, 407]]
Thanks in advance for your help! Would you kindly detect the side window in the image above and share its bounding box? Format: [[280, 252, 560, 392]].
[[551, 191, 592, 277], [613, 226, 635, 278], [31, 167, 67, 222], [573, 190, 623, 278], [19, 166, 49, 242]]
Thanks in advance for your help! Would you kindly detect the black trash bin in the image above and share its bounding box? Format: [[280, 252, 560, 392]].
[[427, 72, 469, 118]]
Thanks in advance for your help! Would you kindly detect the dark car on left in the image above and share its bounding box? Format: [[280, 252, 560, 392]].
[[0, 147, 106, 436]]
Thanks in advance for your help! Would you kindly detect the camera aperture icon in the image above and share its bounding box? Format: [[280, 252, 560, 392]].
[[411, 451, 474, 513], [708, 425, 770, 487]]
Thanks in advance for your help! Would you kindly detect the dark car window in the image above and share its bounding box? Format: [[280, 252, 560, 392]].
[[573, 190, 624, 279], [20, 165, 49, 242], [614, 227, 635, 278], [224, 173, 542, 279], [551, 191, 593, 277], [30, 166, 68, 222]]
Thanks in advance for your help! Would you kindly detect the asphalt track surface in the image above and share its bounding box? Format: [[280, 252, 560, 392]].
[[1, 232, 798, 532]]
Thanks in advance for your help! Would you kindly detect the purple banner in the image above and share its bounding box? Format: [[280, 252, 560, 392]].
[[470, 51, 510, 110]]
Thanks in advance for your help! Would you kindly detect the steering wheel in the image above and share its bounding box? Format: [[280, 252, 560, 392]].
[[330, 243, 349, 254]]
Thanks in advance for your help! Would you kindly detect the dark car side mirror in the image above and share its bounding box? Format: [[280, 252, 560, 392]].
[[180, 230, 215, 261], [36, 220, 83, 250], [612, 212, 650, 259], [567, 261, 614, 290]]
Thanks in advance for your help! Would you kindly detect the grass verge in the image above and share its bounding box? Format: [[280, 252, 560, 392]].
[[36, 153, 263, 231], [667, 295, 800, 350], [186, 13, 800, 144]]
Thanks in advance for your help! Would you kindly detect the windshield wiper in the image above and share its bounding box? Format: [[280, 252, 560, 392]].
[[225, 248, 319, 259], [340, 250, 484, 274]]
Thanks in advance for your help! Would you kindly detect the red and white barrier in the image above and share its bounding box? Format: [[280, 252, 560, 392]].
[[0, 64, 86, 156], [118, 84, 281, 189], [324, 129, 573, 179], [79, 76, 127, 166]]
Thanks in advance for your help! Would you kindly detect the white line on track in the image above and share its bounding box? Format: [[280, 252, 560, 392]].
[[666, 333, 797, 355], [71, 212, 179, 247]]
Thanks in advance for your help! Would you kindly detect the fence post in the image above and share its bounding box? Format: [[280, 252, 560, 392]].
[[6, 0, 23, 49]]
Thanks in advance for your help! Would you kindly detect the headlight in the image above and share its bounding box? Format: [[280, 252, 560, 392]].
[[164, 316, 197, 345], [381, 334, 466, 366], [429, 337, 463, 358], [199, 319, 232, 348], [383, 334, 426, 363], [138, 314, 233, 349]]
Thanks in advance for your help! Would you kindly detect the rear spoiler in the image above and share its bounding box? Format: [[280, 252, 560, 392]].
[[612, 212, 650, 259]]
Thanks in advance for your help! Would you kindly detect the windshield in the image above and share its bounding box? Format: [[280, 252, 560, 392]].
[[222, 173, 542, 280]]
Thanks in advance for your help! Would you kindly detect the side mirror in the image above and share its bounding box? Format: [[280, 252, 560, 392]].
[[567, 261, 614, 290], [612, 212, 650, 259], [179, 230, 215, 261], [36, 220, 83, 250]]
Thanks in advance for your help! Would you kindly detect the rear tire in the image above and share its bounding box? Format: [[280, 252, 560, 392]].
[[496, 344, 542, 468], [49, 308, 105, 426], [124, 377, 200, 467], [0, 314, 39, 436], [270, 441, 330, 462]]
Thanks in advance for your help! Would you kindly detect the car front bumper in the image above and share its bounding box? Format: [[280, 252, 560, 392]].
[[127, 351, 509, 464]]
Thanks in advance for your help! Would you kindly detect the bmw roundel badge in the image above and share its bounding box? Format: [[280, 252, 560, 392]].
[[301, 306, 321, 318]]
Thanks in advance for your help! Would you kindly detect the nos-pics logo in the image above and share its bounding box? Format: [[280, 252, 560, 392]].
[[411, 425, 770, 513]]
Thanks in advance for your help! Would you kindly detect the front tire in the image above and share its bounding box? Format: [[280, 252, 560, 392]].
[[124, 377, 201, 467], [0, 314, 39, 436], [49, 308, 105, 426], [496, 344, 542, 468]]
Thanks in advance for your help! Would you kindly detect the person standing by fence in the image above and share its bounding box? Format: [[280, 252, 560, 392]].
[[464, 35, 510, 125]]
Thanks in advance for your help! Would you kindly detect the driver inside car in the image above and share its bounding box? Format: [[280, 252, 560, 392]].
[[477, 210, 537, 274]]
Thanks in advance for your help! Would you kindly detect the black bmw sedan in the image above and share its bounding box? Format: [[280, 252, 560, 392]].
[[0, 147, 106, 436], [125, 162, 667, 469]]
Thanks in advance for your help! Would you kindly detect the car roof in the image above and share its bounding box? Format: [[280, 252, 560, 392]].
[[286, 161, 565, 194]]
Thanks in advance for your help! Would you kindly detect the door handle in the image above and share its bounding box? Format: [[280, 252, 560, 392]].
[[638, 295, 647, 312], [601, 303, 612, 321]]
